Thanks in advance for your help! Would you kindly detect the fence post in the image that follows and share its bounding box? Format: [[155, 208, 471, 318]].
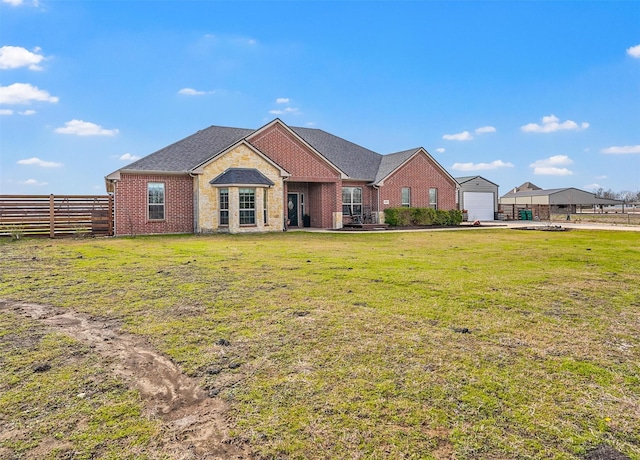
[[49, 194, 55, 238]]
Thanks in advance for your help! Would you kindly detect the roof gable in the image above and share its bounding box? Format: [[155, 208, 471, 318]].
[[373, 149, 419, 184], [247, 119, 348, 179], [455, 175, 499, 187], [375, 148, 457, 186]]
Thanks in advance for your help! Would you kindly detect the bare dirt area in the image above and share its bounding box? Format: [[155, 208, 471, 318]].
[[0, 299, 252, 460]]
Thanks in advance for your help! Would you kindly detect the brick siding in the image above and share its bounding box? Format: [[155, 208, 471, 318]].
[[114, 173, 194, 236], [250, 124, 342, 181], [379, 152, 457, 210], [250, 124, 342, 228]]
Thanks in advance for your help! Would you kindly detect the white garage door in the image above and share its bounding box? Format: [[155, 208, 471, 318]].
[[463, 192, 494, 221]]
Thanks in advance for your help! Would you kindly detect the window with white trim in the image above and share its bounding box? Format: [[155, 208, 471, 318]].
[[148, 182, 165, 220], [401, 187, 411, 207], [342, 187, 362, 217], [239, 188, 256, 225], [429, 188, 438, 209], [219, 188, 229, 225]]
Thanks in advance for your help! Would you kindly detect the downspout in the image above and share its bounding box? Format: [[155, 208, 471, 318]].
[[283, 176, 289, 231], [189, 171, 198, 234]]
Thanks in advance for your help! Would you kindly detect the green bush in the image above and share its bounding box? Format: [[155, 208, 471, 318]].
[[448, 209, 463, 225], [383, 207, 462, 227]]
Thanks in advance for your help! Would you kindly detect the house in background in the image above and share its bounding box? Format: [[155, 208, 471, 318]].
[[455, 176, 499, 221], [499, 182, 623, 220], [105, 119, 459, 235]]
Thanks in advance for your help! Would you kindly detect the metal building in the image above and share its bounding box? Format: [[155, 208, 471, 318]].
[[456, 176, 500, 221]]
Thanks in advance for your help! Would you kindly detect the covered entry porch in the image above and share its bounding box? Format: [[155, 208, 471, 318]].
[[284, 180, 343, 229]]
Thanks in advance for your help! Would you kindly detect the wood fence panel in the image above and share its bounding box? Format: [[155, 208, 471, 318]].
[[0, 195, 113, 237]]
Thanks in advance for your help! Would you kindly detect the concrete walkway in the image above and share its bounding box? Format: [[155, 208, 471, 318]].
[[290, 221, 640, 233]]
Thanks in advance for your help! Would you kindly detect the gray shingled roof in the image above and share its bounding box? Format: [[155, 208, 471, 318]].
[[209, 168, 274, 186], [112, 121, 440, 184], [120, 126, 253, 172], [374, 148, 420, 183], [291, 127, 382, 180]]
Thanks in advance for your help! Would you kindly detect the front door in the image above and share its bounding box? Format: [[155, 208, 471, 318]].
[[287, 193, 299, 227]]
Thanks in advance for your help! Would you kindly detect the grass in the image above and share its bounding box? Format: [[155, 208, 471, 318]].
[[1, 229, 639, 459], [0, 313, 160, 459]]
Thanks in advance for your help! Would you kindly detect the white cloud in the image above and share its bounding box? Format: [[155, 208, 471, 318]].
[[21, 178, 48, 186], [627, 44, 640, 58], [0, 83, 59, 104], [595, 175, 607, 180], [178, 87, 215, 96], [55, 119, 119, 136], [521, 114, 589, 133], [269, 107, 301, 115], [2, 0, 40, 5], [452, 160, 514, 171], [530, 155, 574, 175], [0, 109, 13, 115], [276, 97, 290, 104], [435, 148, 445, 153], [119, 153, 140, 161], [475, 126, 496, 134], [600, 145, 640, 154], [584, 183, 602, 191], [0, 46, 45, 70], [533, 167, 573, 176], [17, 157, 62, 168], [443, 131, 473, 141], [19, 109, 36, 115]]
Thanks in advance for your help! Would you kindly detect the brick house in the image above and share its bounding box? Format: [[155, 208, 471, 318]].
[[105, 118, 458, 235]]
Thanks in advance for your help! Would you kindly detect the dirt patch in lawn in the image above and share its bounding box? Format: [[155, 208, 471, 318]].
[[0, 299, 251, 459]]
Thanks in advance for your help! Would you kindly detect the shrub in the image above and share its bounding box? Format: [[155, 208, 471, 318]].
[[411, 208, 435, 225], [448, 209, 463, 225], [383, 208, 462, 227]]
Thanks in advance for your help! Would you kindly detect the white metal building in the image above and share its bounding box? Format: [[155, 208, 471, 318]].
[[456, 176, 499, 221]]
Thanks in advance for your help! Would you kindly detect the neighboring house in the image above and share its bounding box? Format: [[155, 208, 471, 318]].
[[499, 183, 623, 220], [105, 119, 459, 235], [455, 176, 499, 221]]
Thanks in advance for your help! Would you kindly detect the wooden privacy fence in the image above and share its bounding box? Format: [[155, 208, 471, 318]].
[[0, 195, 113, 237]]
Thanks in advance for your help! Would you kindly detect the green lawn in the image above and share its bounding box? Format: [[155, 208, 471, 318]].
[[1, 229, 639, 459]]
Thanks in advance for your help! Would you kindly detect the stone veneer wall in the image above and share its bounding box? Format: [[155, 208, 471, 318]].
[[196, 144, 284, 233]]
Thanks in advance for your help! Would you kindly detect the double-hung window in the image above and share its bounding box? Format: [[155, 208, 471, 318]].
[[401, 187, 411, 207], [148, 182, 165, 220], [239, 188, 256, 225], [429, 188, 438, 210], [342, 187, 362, 217], [219, 188, 229, 225]]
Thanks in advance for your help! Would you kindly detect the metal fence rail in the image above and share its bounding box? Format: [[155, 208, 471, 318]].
[[0, 195, 113, 237]]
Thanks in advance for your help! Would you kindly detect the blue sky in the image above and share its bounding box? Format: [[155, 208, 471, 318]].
[[1, 0, 639, 195]]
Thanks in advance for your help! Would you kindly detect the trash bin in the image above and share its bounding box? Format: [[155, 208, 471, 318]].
[[303, 214, 311, 227]]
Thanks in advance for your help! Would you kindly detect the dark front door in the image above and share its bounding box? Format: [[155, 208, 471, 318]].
[[287, 193, 299, 226]]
